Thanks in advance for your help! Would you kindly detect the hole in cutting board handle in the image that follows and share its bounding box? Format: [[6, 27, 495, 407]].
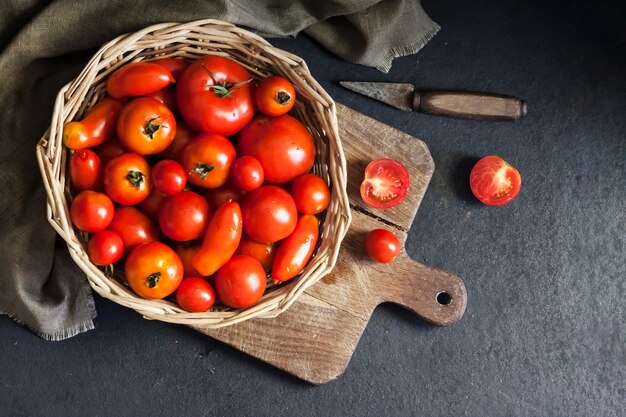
[[436, 292, 452, 305]]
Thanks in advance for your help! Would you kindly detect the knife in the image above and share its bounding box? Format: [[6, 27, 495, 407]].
[[339, 81, 527, 121]]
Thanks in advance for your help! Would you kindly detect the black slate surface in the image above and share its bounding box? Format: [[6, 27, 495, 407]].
[[1, 0, 625, 415]]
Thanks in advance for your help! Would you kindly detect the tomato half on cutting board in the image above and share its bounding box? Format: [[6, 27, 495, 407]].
[[469, 156, 521, 206], [360, 158, 410, 209]]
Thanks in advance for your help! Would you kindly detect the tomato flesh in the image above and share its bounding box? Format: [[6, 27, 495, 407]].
[[360, 158, 410, 209], [469, 156, 521, 206]]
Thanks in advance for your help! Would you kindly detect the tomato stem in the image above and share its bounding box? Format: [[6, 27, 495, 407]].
[[276, 91, 292, 105], [200, 63, 252, 98], [191, 163, 216, 179], [144, 117, 162, 140], [145, 272, 161, 288], [126, 170, 144, 188]]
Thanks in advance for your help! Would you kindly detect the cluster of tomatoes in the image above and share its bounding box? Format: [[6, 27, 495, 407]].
[[64, 55, 331, 312]]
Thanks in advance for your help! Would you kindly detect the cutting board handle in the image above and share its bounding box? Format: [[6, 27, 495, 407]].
[[374, 254, 467, 326]]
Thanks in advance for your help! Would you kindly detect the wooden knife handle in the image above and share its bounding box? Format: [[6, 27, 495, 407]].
[[373, 254, 467, 326], [415, 90, 527, 121]]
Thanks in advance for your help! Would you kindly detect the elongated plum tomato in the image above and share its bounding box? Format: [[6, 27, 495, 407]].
[[254, 76, 296, 117], [70, 149, 102, 191], [107, 206, 160, 254], [106, 62, 174, 99], [237, 115, 315, 184], [176, 277, 215, 312], [70, 191, 114, 233], [176, 55, 254, 135], [63, 97, 125, 150], [103, 153, 151, 205], [469, 156, 522, 206], [117, 97, 177, 155], [240, 186, 298, 243], [124, 242, 183, 300], [364, 229, 400, 263], [272, 214, 319, 284], [360, 158, 410, 209], [215, 255, 266, 309], [180, 133, 236, 189], [87, 230, 124, 266]]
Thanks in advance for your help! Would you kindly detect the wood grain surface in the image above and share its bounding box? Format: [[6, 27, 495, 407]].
[[417, 90, 527, 121], [192, 103, 467, 384]]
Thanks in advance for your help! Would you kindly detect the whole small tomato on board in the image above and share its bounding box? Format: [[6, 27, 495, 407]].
[[364, 229, 401, 263], [469, 155, 521, 206], [125, 242, 183, 299]]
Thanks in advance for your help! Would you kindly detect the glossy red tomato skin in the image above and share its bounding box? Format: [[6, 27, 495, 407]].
[[254, 76, 296, 117], [176, 55, 254, 135], [290, 174, 330, 214], [103, 153, 151, 205], [63, 97, 126, 150], [232, 156, 264, 191], [360, 158, 410, 209], [237, 115, 315, 184], [272, 214, 319, 284], [124, 242, 183, 300], [70, 191, 114, 233], [469, 156, 522, 206], [240, 186, 298, 243], [117, 98, 177, 155], [364, 229, 401, 263], [158, 191, 211, 241], [70, 149, 102, 191], [151, 58, 190, 81], [215, 255, 266, 309], [87, 231, 124, 266], [235, 234, 276, 272], [192, 202, 243, 277], [106, 206, 160, 254], [144, 86, 177, 114], [106, 62, 174, 99], [152, 160, 187, 195], [203, 182, 247, 211], [180, 133, 236, 189], [176, 277, 215, 312]]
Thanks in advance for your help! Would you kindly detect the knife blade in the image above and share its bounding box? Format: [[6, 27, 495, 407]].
[[339, 81, 527, 121]]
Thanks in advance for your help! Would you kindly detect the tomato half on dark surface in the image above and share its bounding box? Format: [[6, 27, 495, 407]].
[[469, 155, 522, 206], [360, 158, 410, 209]]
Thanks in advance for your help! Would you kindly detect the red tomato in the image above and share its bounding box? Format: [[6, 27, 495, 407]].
[[152, 160, 187, 195], [117, 98, 177, 155], [215, 255, 266, 309], [158, 191, 210, 241], [107, 206, 160, 254], [124, 242, 183, 299], [203, 182, 246, 211], [272, 215, 319, 284], [232, 156, 264, 191], [237, 115, 315, 184], [144, 86, 177, 114], [176, 277, 215, 312], [254, 76, 296, 117], [469, 156, 522, 206], [360, 158, 410, 209], [70, 191, 114, 232], [192, 202, 242, 277], [240, 186, 297, 243], [158, 121, 195, 162], [137, 188, 167, 222], [151, 58, 190, 81], [180, 133, 236, 189], [103, 153, 151, 205], [63, 97, 126, 150], [93, 137, 125, 164], [235, 234, 276, 272], [364, 229, 401, 263], [290, 174, 330, 215], [175, 241, 204, 277], [87, 230, 124, 266], [176, 55, 254, 135], [69, 149, 102, 191], [106, 62, 174, 99]]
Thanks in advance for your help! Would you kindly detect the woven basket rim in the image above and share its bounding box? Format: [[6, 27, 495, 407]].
[[36, 18, 351, 329]]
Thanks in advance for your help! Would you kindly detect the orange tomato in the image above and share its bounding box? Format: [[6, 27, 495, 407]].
[[235, 234, 276, 272], [117, 98, 177, 155], [103, 153, 151, 205], [124, 242, 183, 299]]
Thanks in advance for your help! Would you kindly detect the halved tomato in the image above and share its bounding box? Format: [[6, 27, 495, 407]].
[[469, 156, 521, 206], [359, 158, 410, 209]]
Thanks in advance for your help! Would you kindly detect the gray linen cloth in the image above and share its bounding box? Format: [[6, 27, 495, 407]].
[[0, 0, 439, 340]]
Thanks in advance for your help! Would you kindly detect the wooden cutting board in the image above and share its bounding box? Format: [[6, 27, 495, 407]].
[[192, 103, 467, 384]]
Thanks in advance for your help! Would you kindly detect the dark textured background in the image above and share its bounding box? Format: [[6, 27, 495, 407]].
[[1, 0, 625, 415]]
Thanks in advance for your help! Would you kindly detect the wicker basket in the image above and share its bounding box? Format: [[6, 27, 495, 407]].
[[36, 19, 351, 328]]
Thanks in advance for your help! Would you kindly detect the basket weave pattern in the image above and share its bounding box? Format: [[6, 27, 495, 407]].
[[36, 19, 351, 328]]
